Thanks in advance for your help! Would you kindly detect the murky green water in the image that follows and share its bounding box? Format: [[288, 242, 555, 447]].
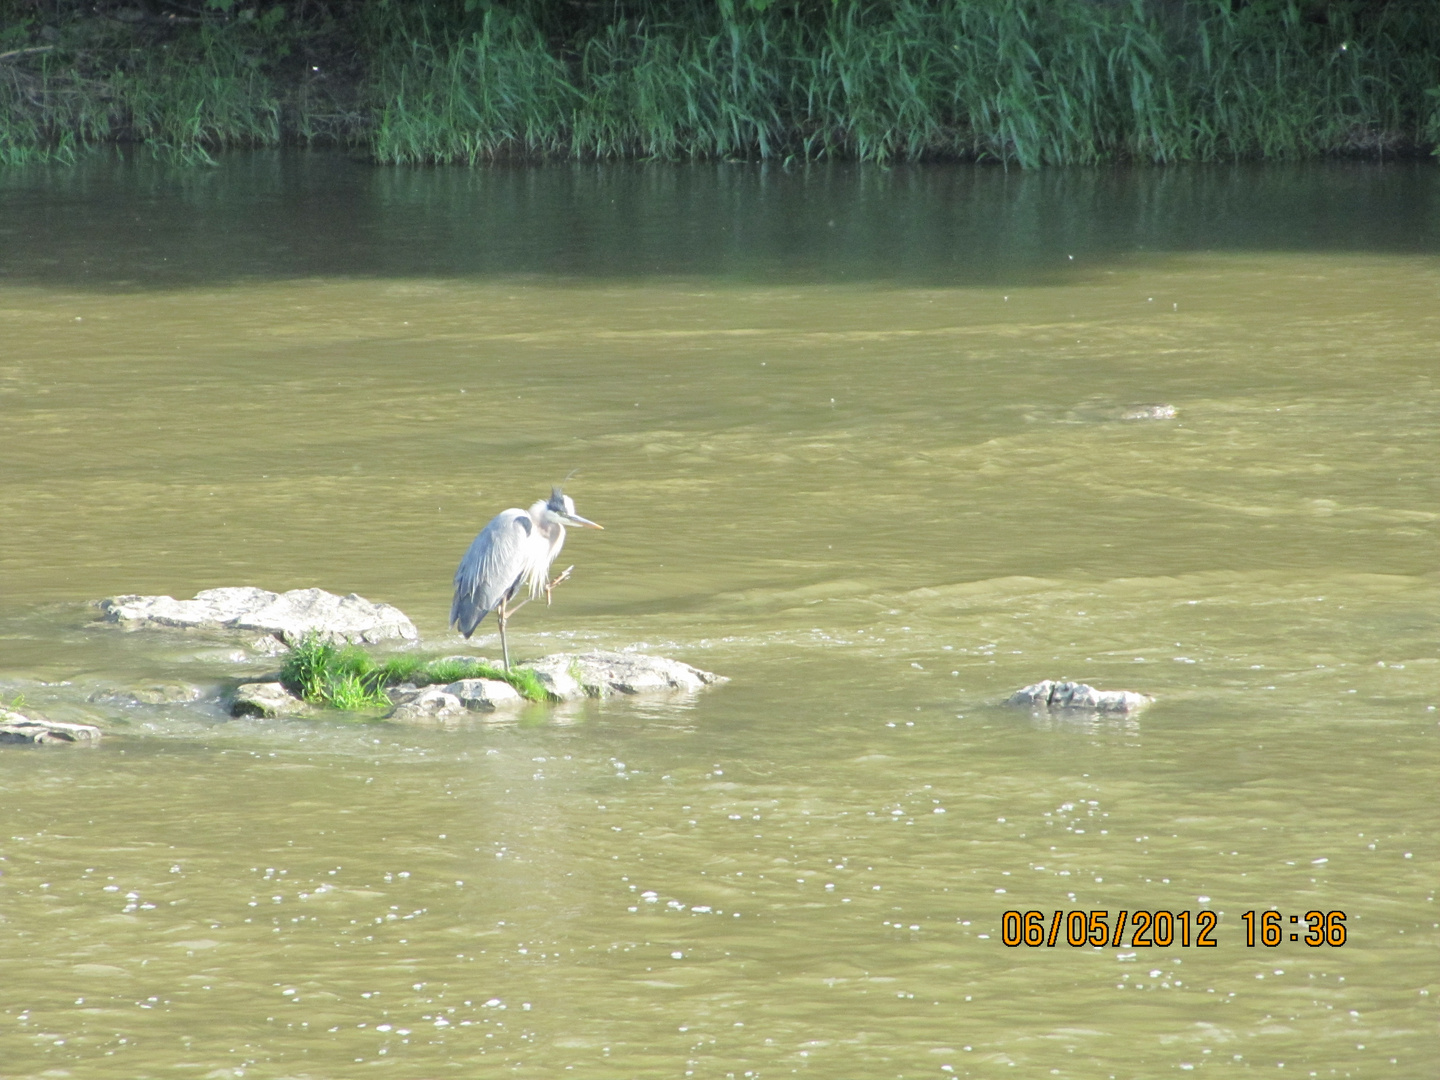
[[1, 156, 1437, 1078]]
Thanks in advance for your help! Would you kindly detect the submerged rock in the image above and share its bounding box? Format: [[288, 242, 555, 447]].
[[1, 710, 102, 745], [1048, 401, 1179, 424], [230, 681, 311, 719], [98, 587, 418, 646], [1118, 403, 1178, 421], [527, 651, 727, 701], [89, 683, 203, 707], [1006, 680, 1152, 713]]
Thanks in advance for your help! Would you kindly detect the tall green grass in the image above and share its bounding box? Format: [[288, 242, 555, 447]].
[[372, 9, 577, 165], [3, 0, 1437, 166], [116, 30, 282, 165], [0, 8, 348, 165], [278, 635, 552, 711], [370, 0, 1440, 166]]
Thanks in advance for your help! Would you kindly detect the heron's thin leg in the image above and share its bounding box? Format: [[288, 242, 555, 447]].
[[497, 598, 511, 671]]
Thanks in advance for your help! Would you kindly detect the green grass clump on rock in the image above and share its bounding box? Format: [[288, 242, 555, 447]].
[[279, 635, 552, 711]]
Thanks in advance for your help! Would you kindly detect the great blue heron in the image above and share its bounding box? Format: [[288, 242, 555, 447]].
[[450, 486, 603, 669]]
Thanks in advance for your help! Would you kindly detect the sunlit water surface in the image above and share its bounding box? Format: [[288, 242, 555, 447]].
[[1, 156, 1437, 1078]]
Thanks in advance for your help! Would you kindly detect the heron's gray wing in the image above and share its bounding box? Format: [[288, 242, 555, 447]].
[[450, 509, 532, 637]]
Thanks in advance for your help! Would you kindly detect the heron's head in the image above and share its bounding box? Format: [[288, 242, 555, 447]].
[[545, 486, 604, 529]]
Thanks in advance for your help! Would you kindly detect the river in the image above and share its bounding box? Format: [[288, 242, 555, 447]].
[[1, 154, 1436, 1077]]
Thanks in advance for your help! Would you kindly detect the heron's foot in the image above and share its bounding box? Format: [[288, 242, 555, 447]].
[[545, 565, 574, 606]]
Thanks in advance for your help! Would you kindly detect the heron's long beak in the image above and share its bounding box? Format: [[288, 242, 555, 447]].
[[567, 514, 604, 529]]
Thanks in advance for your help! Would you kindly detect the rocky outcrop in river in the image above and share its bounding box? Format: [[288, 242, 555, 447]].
[[1006, 680, 1152, 713], [389, 678, 525, 722], [529, 651, 726, 700], [98, 586, 418, 646], [388, 651, 727, 723], [1, 710, 103, 745], [224, 651, 727, 723]]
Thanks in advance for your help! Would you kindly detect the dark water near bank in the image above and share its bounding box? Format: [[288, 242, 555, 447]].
[[1, 154, 1437, 1078], [3, 156, 1438, 289]]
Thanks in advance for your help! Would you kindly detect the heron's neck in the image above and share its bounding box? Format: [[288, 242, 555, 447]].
[[528, 502, 565, 543]]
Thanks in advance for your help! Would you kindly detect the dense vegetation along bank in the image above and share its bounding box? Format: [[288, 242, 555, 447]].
[[3, 0, 1438, 167]]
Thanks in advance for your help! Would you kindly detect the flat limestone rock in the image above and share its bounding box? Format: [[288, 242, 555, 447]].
[[527, 651, 727, 701], [99, 587, 418, 646], [386, 652, 726, 721], [389, 678, 524, 723], [230, 682, 311, 719], [1, 710, 102, 745], [447, 678, 524, 710], [389, 686, 466, 723], [1006, 680, 1152, 714]]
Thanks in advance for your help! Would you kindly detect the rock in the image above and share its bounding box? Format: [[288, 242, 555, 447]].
[[1118, 403, 1177, 420], [1, 710, 102, 745], [388, 687, 467, 724], [388, 678, 523, 722], [89, 683, 203, 707], [530, 662, 584, 702], [230, 682, 311, 719], [98, 586, 418, 646], [527, 651, 727, 701], [447, 678, 524, 710], [400, 686, 465, 720], [1005, 680, 1152, 713], [385, 683, 423, 706], [386, 652, 725, 721]]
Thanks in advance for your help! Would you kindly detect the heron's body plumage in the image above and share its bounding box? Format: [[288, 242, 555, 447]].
[[448, 487, 600, 667], [450, 501, 567, 636]]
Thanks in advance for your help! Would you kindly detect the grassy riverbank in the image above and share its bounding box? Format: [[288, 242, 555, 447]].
[[3, 0, 1438, 166]]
